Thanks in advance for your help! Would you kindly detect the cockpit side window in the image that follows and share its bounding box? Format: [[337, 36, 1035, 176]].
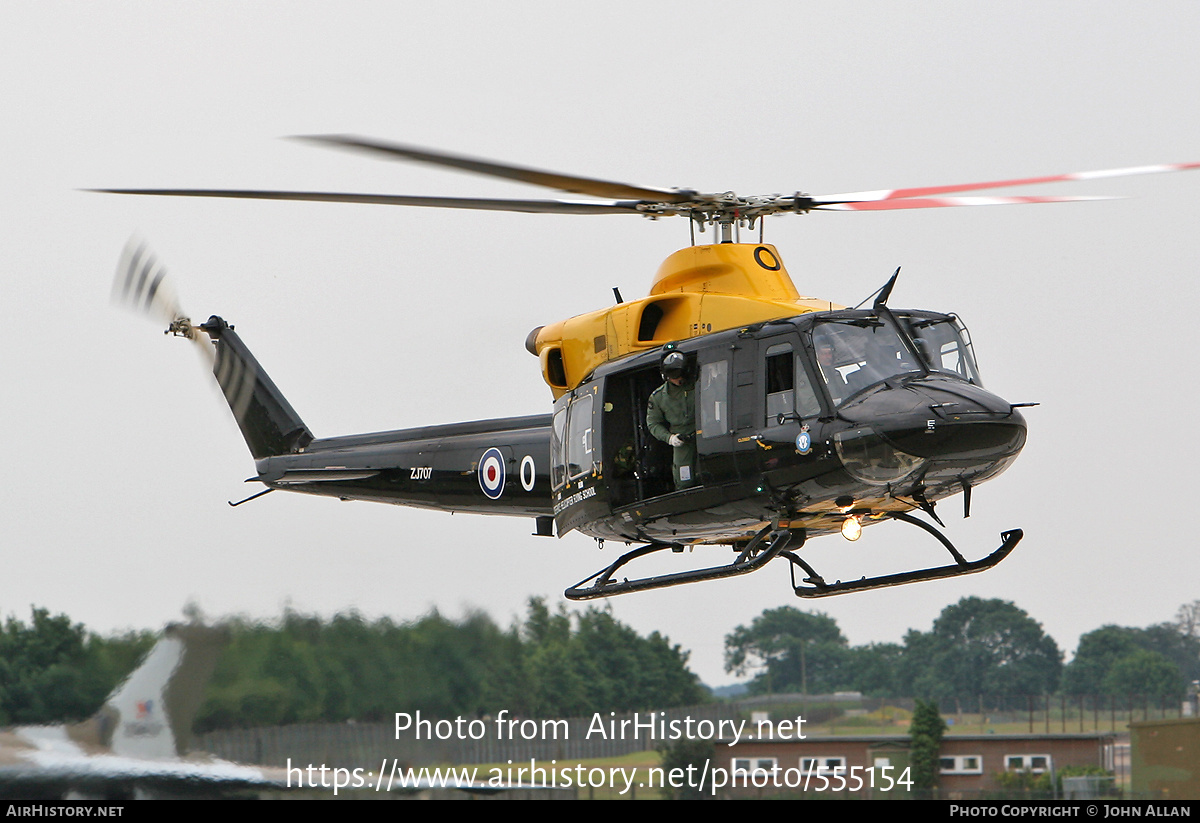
[[795, 355, 822, 420], [764, 342, 821, 424], [765, 345, 793, 426]]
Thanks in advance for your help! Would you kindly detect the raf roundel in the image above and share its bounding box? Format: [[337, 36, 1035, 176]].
[[478, 447, 506, 499]]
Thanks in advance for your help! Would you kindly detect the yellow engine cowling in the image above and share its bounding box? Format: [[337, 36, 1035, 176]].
[[531, 243, 843, 398]]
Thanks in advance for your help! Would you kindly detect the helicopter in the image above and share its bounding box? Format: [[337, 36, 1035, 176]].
[[102, 138, 1200, 601]]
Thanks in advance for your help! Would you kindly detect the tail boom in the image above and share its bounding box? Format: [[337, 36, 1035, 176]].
[[199, 317, 553, 519], [253, 415, 554, 517]]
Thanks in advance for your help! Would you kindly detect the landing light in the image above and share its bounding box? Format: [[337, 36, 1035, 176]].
[[841, 515, 863, 542]]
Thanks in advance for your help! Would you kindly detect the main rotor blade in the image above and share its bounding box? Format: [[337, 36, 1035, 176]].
[[813, 194, 1118, 211], [810, 161, 1200, 204], [92, 188, 644, 214], [294, 134, 694, 203]]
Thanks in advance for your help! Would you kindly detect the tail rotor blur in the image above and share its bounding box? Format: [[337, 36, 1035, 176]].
[[113, 237, 213, 364]]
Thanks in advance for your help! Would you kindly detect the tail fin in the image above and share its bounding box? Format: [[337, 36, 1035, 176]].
[[72, 624, 229, 758], [200, 316, 313, 459]]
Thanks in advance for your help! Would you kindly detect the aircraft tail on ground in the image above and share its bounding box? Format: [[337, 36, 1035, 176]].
[[67, 623, 229, 759]]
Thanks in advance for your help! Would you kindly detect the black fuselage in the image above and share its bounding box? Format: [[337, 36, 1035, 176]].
[[233, 309, 1025, 550]]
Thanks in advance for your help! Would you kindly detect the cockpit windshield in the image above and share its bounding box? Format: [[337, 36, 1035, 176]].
[[811, 320, 921, 406], [900, 314, 982, 386], [810, 313, 981, 407]]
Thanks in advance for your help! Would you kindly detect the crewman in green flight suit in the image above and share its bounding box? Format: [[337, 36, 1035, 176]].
[[646, 351, 697, 490]]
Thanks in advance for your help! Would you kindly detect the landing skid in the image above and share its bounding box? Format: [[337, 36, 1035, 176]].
[[564, 525, 801, 601], [786, 514, 1023, 598], [563, 515, 1022, 601]]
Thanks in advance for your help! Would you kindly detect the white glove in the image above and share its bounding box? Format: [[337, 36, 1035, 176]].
[[668, 434, 685, 447]]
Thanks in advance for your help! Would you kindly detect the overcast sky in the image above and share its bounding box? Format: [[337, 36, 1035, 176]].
[[2, 2, 1198, 687]]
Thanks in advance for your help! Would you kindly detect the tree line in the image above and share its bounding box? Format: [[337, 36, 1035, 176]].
[[3, 596, 1197, 731], [724, 597, 1200, 702], [0, 600, 705, 730], [0, 608, 154, 726]]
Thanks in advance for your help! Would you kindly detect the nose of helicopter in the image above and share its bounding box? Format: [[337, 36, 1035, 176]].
[[881, 389, 1026, 462], [834, 378, 1027, 484]]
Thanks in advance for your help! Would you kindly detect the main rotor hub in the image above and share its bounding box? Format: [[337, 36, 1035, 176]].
[[635, 193, 810, 226]]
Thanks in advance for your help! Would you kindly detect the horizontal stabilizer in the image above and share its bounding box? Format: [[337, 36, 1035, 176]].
[[262, 469, 380, 485]]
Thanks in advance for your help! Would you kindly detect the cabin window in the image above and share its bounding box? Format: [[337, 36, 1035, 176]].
[[566, 394, 594, 481], [550, 403, 568, 490], [699, 359, 729, 439]]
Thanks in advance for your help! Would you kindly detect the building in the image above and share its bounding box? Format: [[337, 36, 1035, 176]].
[[724, 732, 1115, 799]]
